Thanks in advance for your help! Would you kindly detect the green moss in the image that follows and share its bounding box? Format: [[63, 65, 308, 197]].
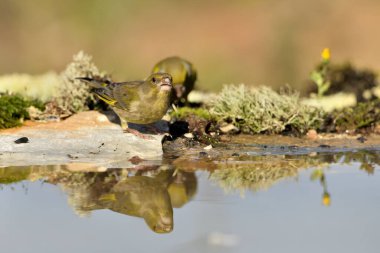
[[0, 94, 28, 128], [209, 85, 325, 135], [0, 93, 45, 129], [0, 93, 44, 129], [170, 107, 213, 121]]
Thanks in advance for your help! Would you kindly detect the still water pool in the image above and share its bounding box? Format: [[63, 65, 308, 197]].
[[1, 151, 380, 253]]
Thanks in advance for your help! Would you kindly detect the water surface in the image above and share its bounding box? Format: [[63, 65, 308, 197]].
[[1, 151, 380, 253]]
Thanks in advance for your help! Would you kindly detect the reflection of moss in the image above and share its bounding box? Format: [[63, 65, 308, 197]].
[[209, 85, 324, 135], [0, 93, 45, 129], [210, 151, 380, 194], [333, 150, 380, 175], [210, 155, 326, 193], [0, 167, 31, 184]]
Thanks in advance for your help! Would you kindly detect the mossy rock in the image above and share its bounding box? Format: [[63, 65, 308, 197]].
[[308, 63, 378, 102], [329, 99, 380, 132], [0, 93, 45, 129]]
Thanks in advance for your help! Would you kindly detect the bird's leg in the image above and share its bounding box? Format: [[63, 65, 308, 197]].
[[121, 118, 153, 140], [124, 128, 154, 140], [120, 117, 128, 131]]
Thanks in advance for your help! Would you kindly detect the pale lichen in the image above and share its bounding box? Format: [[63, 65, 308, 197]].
[[55, 51, 107, 116], [209, 85, 325, 135], [0, 72, 60, 102], [0, 51, 108, 126]]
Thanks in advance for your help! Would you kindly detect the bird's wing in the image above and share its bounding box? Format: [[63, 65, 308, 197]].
[[78, 77, 142, 108], [76, 77, 144, 110], [76, 77, 118, 105], [112, 81, 143, 109]]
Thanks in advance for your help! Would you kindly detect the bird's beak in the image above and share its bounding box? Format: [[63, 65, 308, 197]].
[[159, 77, 173, 91], [153, 215, 173, 233]]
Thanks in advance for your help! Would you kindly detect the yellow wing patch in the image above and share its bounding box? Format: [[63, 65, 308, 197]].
[[95, 94, 117, 106], [99, 193, 117, 202]]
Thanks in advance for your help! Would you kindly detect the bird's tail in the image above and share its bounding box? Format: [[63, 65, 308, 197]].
[[76, 77, 111, 88], [76, 77, 117, 106]]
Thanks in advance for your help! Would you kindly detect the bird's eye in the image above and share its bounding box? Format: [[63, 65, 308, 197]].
[[152, 77, 156, 83]]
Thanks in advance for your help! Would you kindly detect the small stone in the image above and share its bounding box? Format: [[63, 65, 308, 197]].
[[203, 145, 213, 150], [219, 124, 239, 134], [357, 136, 367, 143], [67, 154, 79, 159], [184, 133, 194, 139], [306, 129, 318, 140], [199, 151, 208, 157], [14, 137, 29, 144], [96, 115, 108, 122], [129, 156, 145, 165]]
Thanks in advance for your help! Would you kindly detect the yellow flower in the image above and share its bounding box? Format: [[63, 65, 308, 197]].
[[322, 192, 331, 206], [321, 48, 331, 62]]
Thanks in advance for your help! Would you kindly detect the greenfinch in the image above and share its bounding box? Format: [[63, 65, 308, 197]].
[[78, 73, 173, 135], [152, 56, 197, 104], [98, 175, 173, 233]]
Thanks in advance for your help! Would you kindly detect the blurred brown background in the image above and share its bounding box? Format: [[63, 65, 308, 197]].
[[0, 0, 379, 93]]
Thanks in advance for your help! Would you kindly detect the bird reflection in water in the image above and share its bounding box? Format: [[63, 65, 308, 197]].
[[53, 166, 197, 233]]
